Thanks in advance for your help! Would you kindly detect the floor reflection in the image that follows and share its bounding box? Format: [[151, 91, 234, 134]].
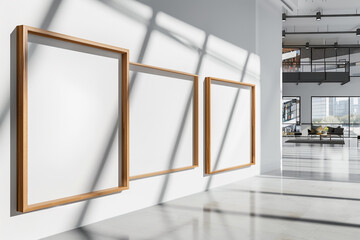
[[269, 138, 360, 183], [45, 139, 360, 240]]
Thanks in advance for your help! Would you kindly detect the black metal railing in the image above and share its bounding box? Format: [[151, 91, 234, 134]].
[[282, 61, 350, 73]]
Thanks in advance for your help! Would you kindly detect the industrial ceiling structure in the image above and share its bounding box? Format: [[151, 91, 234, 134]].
[[281, 0, 360, 84], [282, 0, 360, 47]]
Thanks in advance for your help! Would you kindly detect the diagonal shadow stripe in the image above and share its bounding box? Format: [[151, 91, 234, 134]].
[[2, 0, 64, 130], [225, 189, 360, 202], [76, 116, 119, 227], [205, 53, 250, 190], [156, 33, 209, 203], [157, 88, 194, 203], [10, 0, 64, 217], [163, 203, 360, 229]]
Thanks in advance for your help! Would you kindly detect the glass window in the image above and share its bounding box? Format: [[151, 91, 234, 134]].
[[312, 96, 360, 137], [312, 97, 348, 124], [350, 97, 360, 137]]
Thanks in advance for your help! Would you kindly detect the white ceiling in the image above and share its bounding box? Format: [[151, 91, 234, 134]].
[[282, 0, 360, 45]]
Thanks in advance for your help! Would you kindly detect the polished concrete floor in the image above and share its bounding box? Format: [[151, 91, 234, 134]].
[[45, 139, 360, 240], [279, 137, 360, 182]]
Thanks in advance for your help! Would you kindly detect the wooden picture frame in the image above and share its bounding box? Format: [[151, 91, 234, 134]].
[[129, 62, 198, 180], [205, 77, 255, 174], [17, 25, 129, 212]]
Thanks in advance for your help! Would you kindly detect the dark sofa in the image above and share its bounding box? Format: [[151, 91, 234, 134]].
[[327, 126, 344, 139], [307, 125, 344, 139]]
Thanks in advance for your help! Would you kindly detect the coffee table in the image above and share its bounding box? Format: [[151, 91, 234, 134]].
[[320, 134, 332, 141]]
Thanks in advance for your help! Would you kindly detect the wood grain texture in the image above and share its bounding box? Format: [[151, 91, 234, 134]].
[[25, 25, 128, 54], [193, 76, 199, 167], [25, 186, 129, 212], [16, 25, 130, 212], [208, 163, 254, 174], [205, 77, 211, 174], [130, 62, 197, 77], [205, 77, 256, 175], [129, 62, 199, 180], [122, 53, 130, 188], [130, 166, 197, 180], [251, 87, 256, 165], [17, 25, 28, 212], [209, 76, 255, 87]]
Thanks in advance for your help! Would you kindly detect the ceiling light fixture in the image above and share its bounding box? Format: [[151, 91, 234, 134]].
[[306, 42, 310, 50], [316, 11, 321, 21], [282, 30, 286, 39], [282, 13, 286, 22]]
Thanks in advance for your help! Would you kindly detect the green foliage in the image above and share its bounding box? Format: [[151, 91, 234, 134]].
[[350, 114, 360, 123], [313, 115, 351, 124], [313, 113, 360, 124]]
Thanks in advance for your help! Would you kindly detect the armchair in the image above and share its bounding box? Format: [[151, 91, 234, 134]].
[[327, 126, 344, 139]]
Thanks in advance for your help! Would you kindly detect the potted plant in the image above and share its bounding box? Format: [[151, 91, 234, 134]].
[[324, 126, 329, 134]]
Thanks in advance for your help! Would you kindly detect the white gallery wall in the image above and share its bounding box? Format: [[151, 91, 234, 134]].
[[283, 81, 360, 123], [256, 0, 283, 173], [0, 0, 282, 239]]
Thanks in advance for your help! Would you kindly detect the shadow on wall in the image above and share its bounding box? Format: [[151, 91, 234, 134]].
[[8, 2, 260, 238], [204, 53, 251, 191], [10, 29, 17, 217], [0, 0, 63, 131], [74, 0, 259, 231], [135, 0, 256, 51], [9, 0, 65, 217]]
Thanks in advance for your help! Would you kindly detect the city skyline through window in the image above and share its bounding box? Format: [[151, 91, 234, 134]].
[[312, 96, 360, 137]]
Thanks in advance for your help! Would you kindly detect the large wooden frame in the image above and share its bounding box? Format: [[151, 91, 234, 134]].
[[205, 77, 255, 174], [17, 25, 129, 212], [129, 62, 199, 180]]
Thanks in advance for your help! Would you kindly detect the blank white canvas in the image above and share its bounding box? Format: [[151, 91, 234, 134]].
[[210, 81, 252, 172], [129, 69, 194, 177], [27, 34, 121, 205]]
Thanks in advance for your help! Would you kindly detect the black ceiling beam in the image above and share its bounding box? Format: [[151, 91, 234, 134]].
[[283, 44, 360, 48], [286, 13, 360, 19], [285, 31, 355, 35]]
